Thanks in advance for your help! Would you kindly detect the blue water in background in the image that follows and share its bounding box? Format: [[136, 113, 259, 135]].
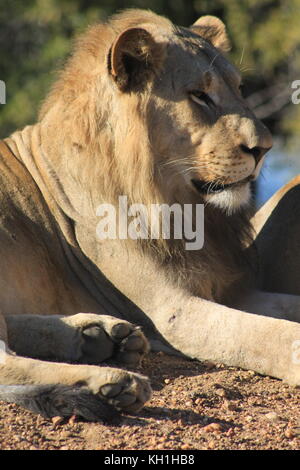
[[256, 141, 300, 207]]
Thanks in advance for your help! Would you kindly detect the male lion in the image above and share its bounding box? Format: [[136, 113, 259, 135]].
[[0, 9, 300, 420]]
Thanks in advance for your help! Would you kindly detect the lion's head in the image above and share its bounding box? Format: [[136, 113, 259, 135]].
[[40, 9, 272, 217], [35, 8, 273, 300]]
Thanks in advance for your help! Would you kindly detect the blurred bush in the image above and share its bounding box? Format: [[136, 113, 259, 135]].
[[0, 0, 299, 139]]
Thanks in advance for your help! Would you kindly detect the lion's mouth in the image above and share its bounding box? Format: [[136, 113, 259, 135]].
[[191, 177, 251, 195]]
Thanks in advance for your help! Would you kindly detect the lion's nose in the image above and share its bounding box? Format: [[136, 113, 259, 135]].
[[239, 144, 271, 165]]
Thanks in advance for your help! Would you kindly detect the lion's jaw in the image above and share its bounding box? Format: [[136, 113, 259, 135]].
[[183, 113, 270, 214], [197, 182, 252, 214]]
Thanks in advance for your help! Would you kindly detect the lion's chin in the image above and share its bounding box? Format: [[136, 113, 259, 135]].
[[203, 183, 252, 215]]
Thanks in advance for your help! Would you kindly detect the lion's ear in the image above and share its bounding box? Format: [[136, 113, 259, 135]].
[[190, 16, 231, 53], [109, 27, 164, 91]]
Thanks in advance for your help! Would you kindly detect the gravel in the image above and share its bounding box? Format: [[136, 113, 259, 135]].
[[0, 352, 299, 450]]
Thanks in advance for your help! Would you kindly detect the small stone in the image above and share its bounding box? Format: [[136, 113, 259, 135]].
[[164, 378, 170, 384], [204, 361, 216, 370], [215, 388, 227, 398], [265, 412, 280, 422], [224, 401, 237, 411], [202, 422, 223, 433], [68, 415, 77, 425], [181, 443, 190, 450], [161, 407, 171, 414], [207, 440, 215, 449], [51, 416, 64, 427], [285, 428, 295, 439]]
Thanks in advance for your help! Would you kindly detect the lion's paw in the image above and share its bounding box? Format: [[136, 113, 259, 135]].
[[66, 313, 149, 367], [23, 367, 152, 420], [98, 370, 151, 413]]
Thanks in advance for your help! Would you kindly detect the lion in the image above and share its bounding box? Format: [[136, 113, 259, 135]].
[[0, 9, 300, 421]]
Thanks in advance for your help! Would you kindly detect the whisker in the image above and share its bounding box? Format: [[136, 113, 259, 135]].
[[209, 52, 220, 70], [162, 157, 198, 167], [240, 66, 255, 74], [181, 166, 198, 175], [239, 45, 246, 66]]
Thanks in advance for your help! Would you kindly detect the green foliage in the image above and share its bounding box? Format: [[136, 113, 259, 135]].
[[0, 0, 299, 138]]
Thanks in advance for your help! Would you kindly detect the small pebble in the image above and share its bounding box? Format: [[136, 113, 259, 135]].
[[181, 443, 190, 450], [215, 388, 227, 398], [207, 440, 215, 449], [265, 412, 280, 422], [204, 361, 216, 370], [68, 415, 77, 425], [224, 401, 237, 411], [51, 416, 64, 427], [285, 428, 295, 439], [202, 422, 223, 433]]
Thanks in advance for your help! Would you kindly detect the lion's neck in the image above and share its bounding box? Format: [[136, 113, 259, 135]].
[[4, 124, 84, 254], [6, 123, 90, 219]]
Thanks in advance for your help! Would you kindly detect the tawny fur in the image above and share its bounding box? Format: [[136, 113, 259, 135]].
[[0, 10, 299, 420]]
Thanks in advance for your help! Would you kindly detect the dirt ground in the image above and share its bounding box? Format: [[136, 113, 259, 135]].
[[0, 351, 299, 450]]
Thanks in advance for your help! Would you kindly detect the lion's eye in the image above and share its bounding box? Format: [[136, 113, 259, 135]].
[[189, 91, 215, 109]]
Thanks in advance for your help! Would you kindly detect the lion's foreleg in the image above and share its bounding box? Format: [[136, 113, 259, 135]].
[[0, 352, 151, 418], [149, 292, 300, 386], [6, 313, 149, 367]]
